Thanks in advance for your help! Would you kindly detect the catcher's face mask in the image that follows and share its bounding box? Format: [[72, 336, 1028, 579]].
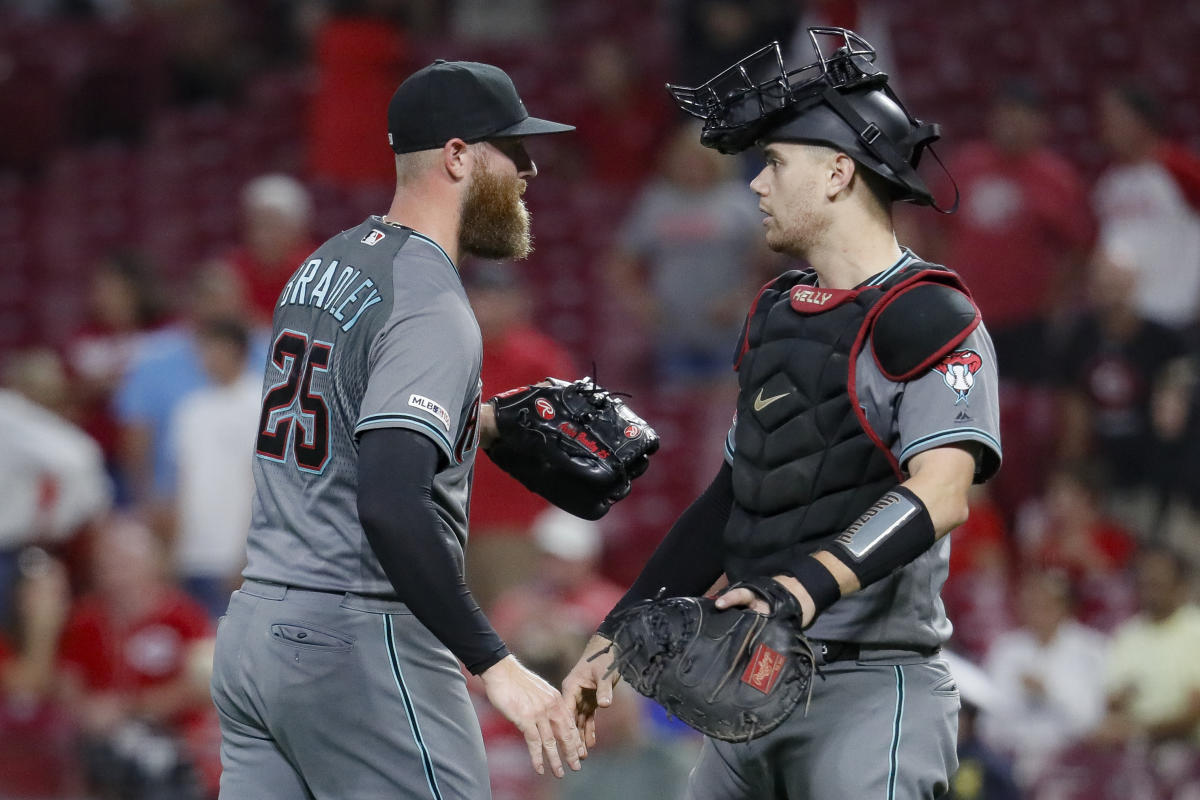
[[667, 27, 952, 209]]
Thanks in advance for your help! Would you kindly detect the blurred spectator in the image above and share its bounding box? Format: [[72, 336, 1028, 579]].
[[558, 682, 698, 800], [2, 346, 78, 422], [942, 650, 1021, 800], [65, 251, 168, 477], [480, 508, 622, 800], [982, 570, 1109, 786], [1054, 254, 1192, 524], [1019, 463, 1137, 631], [571, 38, 672, 191], [222, 174, 318, 323], [155, 0, 257, 106], [674, 0, 799, 85], [942, 486, 1015, 662], [0, 548, 83, 799], [1094, 545, 1200, 747], [932, 80, 1095, 382], [464, 261, 576, 608], [57, 516, 218, 799], [113, 262, 264, 517], [605, 123, 765, 389], [488, 507, 623, 677], [306, 1, 411, 187], [0, 370, 112, 621], [1093, 84, 1200, 334], [453, 0, 547, 41], [167, 319, 260, 619]]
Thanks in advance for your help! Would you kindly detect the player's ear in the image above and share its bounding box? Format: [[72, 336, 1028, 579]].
[[827, 151, 856, 200], [443, 138, 473, 181]]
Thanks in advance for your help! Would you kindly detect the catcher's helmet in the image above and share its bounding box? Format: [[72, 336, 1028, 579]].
[[667, 27, 945, 207]]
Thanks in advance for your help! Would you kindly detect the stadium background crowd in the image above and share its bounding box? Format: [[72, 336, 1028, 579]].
[[1, 0, 1199, 798]]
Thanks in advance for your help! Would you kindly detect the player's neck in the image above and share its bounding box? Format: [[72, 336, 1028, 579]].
[[383, 192, 463, 267], [808, 225, 903, 290]]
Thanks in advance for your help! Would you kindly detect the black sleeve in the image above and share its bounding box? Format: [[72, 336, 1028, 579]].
[[357, 428, 509, 674], [596, 462, 732, 638]]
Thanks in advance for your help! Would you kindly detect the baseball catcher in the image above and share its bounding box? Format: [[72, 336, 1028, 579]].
[[486, 377, 659, 520]]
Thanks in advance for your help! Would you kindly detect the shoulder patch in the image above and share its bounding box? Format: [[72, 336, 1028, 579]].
[[872, 283, 980, 381]]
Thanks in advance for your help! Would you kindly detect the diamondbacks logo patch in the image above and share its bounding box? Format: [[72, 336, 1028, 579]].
[[741, 643, 786, 694], [934, 349, 983, 405]]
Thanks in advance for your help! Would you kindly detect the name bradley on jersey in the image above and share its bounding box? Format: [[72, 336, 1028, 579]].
[[279, 258, 384, 332]]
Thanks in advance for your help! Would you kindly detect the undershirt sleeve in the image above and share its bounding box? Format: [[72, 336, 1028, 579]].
[[597, 462, 732, 638], [357, 427, 508, 673]]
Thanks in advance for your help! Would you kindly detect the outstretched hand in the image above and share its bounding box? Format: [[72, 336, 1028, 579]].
[[562, 633, 620, 749], [481, 655, 587, 777]]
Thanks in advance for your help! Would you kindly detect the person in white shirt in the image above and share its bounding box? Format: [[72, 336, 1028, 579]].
[[1092, 84, 1200, 332], [168, 319, 262, 618], [983, 569, 1109, 786]]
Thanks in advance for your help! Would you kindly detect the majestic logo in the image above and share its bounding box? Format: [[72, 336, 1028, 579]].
[[741, 643, 786, 694], [361, 230, 386, 246], [535, 398, 555, 420], [753, 388, 790, 412], [935, 350, 984, 405], [791, 287, 834, 306]]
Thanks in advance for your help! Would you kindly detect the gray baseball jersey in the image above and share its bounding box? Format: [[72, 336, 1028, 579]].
[[724, 269, 1002, 650], [242, 217, 483, 596]]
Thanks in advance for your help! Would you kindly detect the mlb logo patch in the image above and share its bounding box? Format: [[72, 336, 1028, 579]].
[[362, 230, 386, 246]]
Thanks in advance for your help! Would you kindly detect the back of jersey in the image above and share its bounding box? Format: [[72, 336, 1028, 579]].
[[242, 217, 483, 595]]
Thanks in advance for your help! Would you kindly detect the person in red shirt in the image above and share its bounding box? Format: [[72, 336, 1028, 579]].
[[0, 548, 82, 799], [1024, 464, 1138, 632], [57, 517, 218, 799], [462, 261, 576, 609], [221, 174, 318, 322], [64, 251, 168, 474], [478, 508, 623, 800], [931, 80, 1096, 382]]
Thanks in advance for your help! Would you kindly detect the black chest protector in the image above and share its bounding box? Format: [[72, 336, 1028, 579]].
[[724, 260, 978, 581]]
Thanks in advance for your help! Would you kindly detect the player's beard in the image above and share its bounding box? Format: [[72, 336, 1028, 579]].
[[459, 165, 533, 261]]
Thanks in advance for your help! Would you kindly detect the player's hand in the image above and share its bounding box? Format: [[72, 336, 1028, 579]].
[[716, 574, 818, 626], [562, 633, 620, 749], [481, 654, 585, 777]]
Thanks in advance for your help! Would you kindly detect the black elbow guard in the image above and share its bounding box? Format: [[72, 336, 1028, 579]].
[[826, 486, 936, 589]]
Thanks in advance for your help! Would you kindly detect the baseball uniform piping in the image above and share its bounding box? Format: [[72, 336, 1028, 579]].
[[887, 665, 905, 800], [384, 614, 445, 800]]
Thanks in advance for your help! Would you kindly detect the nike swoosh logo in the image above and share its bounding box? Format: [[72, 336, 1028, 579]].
[[754, 388, 790, 412]]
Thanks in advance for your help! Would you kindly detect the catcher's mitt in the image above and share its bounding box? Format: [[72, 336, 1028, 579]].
[[486, 377, 659, 520], [603, 577, 815, 742]]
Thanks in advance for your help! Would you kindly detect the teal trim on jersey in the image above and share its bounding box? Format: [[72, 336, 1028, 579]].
[[897, 427, 1002, 466], [384, 615, 444, 800], [408, 232, 457, 272], [887, 665, 906, 800], [867, 250, 917, 287], [356, 413, 454, 455]]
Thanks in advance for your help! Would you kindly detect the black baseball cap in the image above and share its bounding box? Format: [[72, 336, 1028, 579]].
[[387, 59, 574, 154]]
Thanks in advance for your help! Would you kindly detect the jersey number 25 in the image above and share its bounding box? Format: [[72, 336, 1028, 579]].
[[256, 330, 333, 474]]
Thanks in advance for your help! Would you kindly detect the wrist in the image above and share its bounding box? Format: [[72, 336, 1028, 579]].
[[771, 574, 818, 627], [479, 653, 516, 683]]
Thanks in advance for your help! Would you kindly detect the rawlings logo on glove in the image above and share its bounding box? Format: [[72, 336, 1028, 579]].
[[485, 377, 659, 520]]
